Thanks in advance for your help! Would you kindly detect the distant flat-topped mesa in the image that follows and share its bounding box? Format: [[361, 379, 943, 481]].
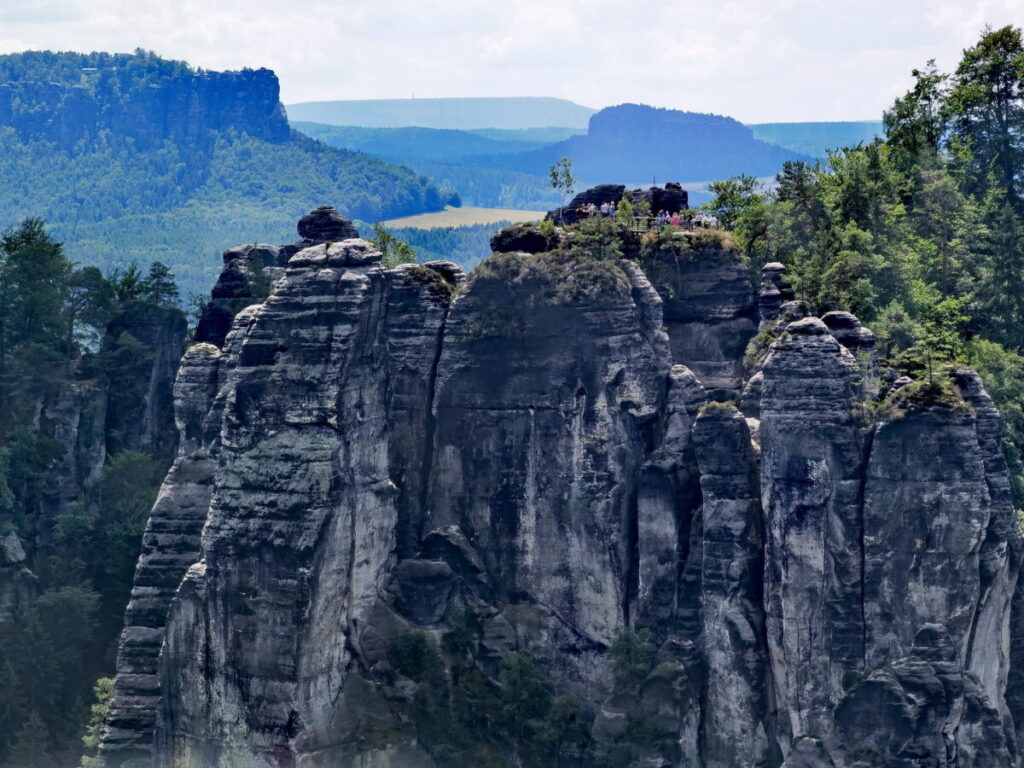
[[102, 211, 1024, 767], [0, 51, 289, 149]]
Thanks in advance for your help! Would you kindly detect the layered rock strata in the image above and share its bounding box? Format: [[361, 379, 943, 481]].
[[103, 216, 1024, 768]]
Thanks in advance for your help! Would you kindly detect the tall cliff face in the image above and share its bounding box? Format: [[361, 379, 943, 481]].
[[0, 298, 186, 622], [0, 64, 289, 150], [103, 210, 1024, 768]]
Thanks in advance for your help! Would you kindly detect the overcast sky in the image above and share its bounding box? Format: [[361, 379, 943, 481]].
[[0, 0, 1021, 122]]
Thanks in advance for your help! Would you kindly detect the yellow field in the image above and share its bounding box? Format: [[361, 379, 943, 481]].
[[381, 206, 544, 229]]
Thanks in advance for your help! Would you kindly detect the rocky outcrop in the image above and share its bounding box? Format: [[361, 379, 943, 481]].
[[103, 214, 1024, 768], [640, 233, 758, 400], [547, 182, 689, 224], [0, 531, 36, 619], [194, 206, 359, 348], [34, 379, 109, 535], [193, 246, 285, 348], [0, 64, 289, 150], [105, 303, 188, 461], [693, 403, 773, 767], [635, 365, 705, 634], [758, 262, 794, 328], [429, 250, 669, 669], [489, 221, 560, 254], [759, 317, 869, 748], [101, 341, 228, 767]]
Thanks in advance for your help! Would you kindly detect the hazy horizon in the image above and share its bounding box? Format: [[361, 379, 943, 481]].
[[1, 0, 1021, 123]]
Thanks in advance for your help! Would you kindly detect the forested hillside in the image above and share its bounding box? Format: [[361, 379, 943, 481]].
[[0, 51, 444, 297], [291, 122, 551, 160], [0, 220, 187, 767], [706, 25, 1024, 500]]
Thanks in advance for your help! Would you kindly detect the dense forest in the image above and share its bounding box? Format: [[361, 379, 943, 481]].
[[704, 24, 1024, 502], [0, 219, 186, 767], [0, 51, 445, 297]]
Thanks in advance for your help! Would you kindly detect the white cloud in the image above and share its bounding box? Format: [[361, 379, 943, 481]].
[[0, 0, 1022, 121]]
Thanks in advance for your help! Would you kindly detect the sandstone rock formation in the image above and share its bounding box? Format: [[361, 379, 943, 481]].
[[0, 530, 36, 619], [0, 66, 289, 150], [102, 212, 1024, 768], [546, 182, 688, 225]]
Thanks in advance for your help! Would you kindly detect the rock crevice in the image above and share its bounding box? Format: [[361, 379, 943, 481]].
[[101, 216, 1024, 768]]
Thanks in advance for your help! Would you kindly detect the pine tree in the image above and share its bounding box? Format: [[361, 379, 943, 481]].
[[6, 711, 52, 768], [946, 25, 1024, 208], [142, 261, 179, 307]]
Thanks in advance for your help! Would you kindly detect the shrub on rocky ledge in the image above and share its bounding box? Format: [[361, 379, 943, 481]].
[[884, 375, 969, 416], [473, 248, 631, 305]]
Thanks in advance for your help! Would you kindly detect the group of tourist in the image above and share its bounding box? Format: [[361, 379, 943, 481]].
[[577, 201, 620, 218], [655, 210, 720, 229], [574, 201, 719, 230]]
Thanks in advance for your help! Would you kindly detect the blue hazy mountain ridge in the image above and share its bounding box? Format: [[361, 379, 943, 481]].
[[285, 96, 597, 129], [0, 51, 445, 296], [750, 120, 885, 157], [297, 104, 817, 211], [291, 122, 555, 161], [463, 104, 813, 183], [469, 127, 585, 143]]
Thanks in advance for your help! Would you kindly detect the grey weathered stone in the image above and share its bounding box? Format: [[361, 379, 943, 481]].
[[693, 403, 772, 768], [635, 365, 705, 634], [427, 249, 670, 687], [759, 316, 869, 753], [296, 205, 360, 242], [758, 262, 794, 328], [642, 236, 758, 400], [102, 217, 1024, 768], [0, 530, 36, 619]]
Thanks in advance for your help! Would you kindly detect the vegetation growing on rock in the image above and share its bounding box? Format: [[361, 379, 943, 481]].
[[0, 219, 185, 766], [705, 25, 1024, 502]]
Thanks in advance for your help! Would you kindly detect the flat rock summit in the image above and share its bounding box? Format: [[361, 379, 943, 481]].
[[97, 201, 1024, 767]]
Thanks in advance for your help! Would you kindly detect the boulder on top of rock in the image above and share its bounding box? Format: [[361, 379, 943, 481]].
[[490, 222, 560, 254], [787, 316, 830, 336], [821, 311, 876, 352], [297, 205, 359, 242], [758, 262, 795, 327]]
